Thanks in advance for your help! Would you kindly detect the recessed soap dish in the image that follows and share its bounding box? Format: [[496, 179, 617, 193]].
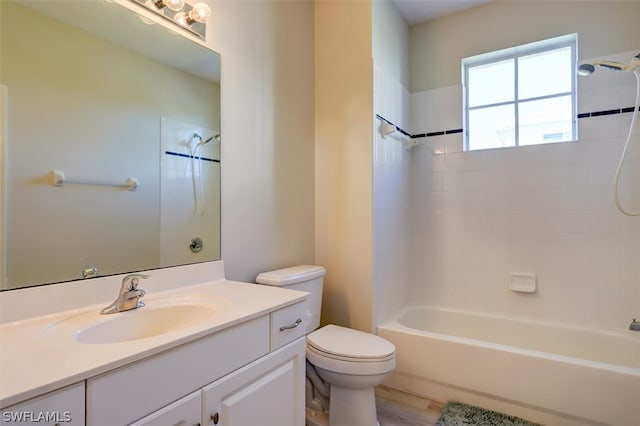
[[509, 273, 537, 293]]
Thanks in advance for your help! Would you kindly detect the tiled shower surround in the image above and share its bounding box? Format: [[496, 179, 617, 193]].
[[374, 50, 640, 333]]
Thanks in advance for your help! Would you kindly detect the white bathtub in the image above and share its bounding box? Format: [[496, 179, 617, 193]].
[[377, 306, 640, 426]]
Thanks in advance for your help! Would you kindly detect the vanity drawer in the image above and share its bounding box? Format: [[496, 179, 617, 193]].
[[0, 382, 84, 426], [130, 390, 201, 426], [86, 316, 269, 426], [270, 301, 307, 351]]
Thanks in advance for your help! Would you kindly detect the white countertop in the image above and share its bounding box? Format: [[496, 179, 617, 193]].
[[0, 279, 306, 408]]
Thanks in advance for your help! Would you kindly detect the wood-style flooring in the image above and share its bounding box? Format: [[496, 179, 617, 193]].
[[376, 386, 444, 426]]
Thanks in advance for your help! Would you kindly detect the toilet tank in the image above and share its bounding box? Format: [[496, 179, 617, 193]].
[[256, 265, 325, 334]]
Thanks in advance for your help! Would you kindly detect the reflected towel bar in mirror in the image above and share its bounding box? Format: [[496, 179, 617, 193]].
[[51, 170, 139, 191]]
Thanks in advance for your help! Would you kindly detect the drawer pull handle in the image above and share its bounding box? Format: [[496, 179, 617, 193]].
[[279, 318, 302, 332], [211, 412, 220, 424]]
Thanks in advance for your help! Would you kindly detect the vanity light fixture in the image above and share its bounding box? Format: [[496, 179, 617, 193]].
[[129, 0, 210, 40]]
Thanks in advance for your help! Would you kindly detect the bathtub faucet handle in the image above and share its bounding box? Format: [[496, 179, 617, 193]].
[[629, 318, 640, 332]]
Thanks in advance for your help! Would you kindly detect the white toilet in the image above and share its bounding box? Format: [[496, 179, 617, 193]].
[[256, 265, 395, 426]]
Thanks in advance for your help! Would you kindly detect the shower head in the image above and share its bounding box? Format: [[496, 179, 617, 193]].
[[577, 63, 595, 76], [578, 61, 625, 76], [578, 54, 640, 76]]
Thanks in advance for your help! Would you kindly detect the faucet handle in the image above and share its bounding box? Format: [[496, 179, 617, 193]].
[[121, 273, 150, 291]]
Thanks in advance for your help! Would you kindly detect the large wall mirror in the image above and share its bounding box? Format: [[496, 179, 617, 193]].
[[0, 0, 221, 291]]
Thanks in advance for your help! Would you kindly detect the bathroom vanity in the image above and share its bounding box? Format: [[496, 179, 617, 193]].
[[0, 262, 308, 425], [0, 1, 311, 423]]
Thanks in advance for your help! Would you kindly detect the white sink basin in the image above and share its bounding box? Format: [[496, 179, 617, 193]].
[[41, 296, 226, 344], [77, 304, 217, 344]]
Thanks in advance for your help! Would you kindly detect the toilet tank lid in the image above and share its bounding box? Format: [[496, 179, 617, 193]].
[[256, 265, 326, 286]]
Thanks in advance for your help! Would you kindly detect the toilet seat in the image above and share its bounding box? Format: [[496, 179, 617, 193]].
[[306, 344, 395, 363], [307, 325, 395, 358], [306, 325, 396, 375]]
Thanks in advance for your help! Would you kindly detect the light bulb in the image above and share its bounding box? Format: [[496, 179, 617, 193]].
[[164, 0, 185, 12], [174, 11, 189, 27], [175, 3, 210, 26], [151, 0, 184, 12], [189, 2, 211, 23]]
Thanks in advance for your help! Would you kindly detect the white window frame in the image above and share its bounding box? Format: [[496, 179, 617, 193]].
[[462, 34, 577, 151]]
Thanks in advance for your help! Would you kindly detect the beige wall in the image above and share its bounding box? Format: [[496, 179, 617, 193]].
[[410, 0, 640, 92], [0, 86, 5, 287], [208, 1, 316, 283], [315, 0, 373, 332]]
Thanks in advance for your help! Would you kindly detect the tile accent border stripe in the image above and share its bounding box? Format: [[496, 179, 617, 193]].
[[578, 106, 639, 118], [376, 114, 412, 137], [375, 114, 462, 140], [415, 128, 464, 139], [165, 151, 220, 163], [377, 105, 638, 141]]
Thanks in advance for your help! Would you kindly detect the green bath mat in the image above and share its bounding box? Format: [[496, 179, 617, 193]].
[[435, 401, 542, 426]]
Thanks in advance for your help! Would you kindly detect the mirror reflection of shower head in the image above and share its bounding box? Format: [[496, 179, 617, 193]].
[[196, 133, 220, 147], [189, 133, 219, 147], [199, 136, 214, 146]]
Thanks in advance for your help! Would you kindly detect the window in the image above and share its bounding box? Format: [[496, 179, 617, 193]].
[[463, 34, 577, 151]]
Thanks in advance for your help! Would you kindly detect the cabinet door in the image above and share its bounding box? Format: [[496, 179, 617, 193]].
[[130, 390, 201, 426], [202, 337, 305, 426], [0, 382, 84, 426]]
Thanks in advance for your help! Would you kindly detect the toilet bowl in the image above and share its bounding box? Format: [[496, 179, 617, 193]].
[[306, 325, 395, 426], [256, 265, 396, 426]]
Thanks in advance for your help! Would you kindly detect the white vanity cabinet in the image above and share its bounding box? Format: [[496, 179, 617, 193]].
[[129, 338, 305, 426], [86, 316, 270, 426], [86, 301, 307, 426], [0, 275, 308, 426], [0, 382, 84, 426]]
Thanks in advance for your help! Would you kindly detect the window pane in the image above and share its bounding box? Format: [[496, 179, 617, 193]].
[[468, 59, 514, 107], [519, 95, 573, 146], [519, 46, 572, 100], [468, 104, 515, 150]]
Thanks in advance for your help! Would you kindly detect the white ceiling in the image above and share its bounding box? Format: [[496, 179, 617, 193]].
[[391, 0, 495, 25]]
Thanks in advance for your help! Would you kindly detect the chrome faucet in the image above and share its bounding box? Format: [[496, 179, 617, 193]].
[[630, 318, 640, 332], [101, 274, 149, 315]]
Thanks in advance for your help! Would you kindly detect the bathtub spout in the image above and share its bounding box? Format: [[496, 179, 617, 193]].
[[629, 318, 640, 331]]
